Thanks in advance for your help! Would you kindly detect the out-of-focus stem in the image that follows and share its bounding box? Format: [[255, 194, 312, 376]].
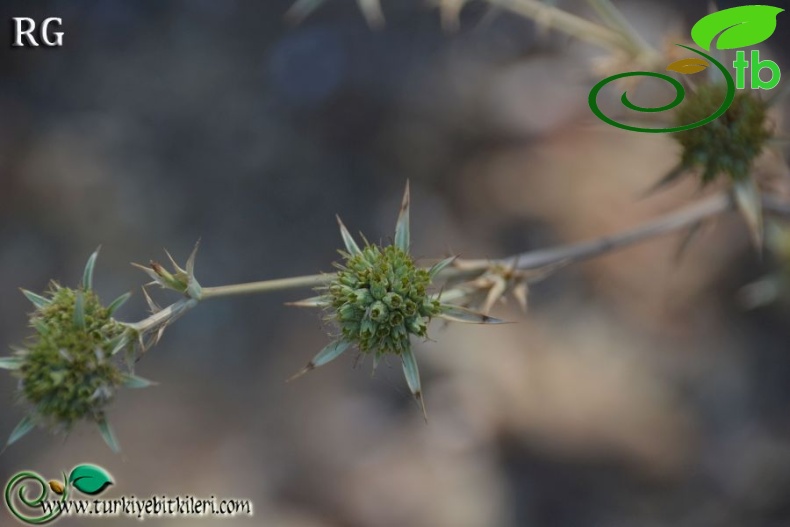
[[485, 0, 630, 51], [452, 192, 736, 274], [585, 0, 659, 60]]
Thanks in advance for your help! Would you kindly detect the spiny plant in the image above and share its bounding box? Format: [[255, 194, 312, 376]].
[[2, 251, 155, 452], [4, 1, 790, 453], [653, 83, 778, 248], [0, 184, 506, 449], [674, 85, 772, 185], [287, 183, 503, 417]]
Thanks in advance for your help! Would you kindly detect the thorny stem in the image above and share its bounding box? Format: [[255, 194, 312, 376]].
[[127, 192, 790, 334], [126, 298, 199, 334], [171, 191, 790, 302]]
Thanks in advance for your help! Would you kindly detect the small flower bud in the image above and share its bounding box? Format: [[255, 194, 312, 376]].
[[370, 280, 387, 300], [369, 301, 388, 322], [383, 292, 402, 309], [407, 316, 427, 336]]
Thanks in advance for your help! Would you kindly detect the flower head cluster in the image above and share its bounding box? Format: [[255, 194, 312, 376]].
[[19, 286, 126, 426], [290, 183, 503, 417], [328, 244, 440, 356], [648, 81, 785, 249], [1, 250, 152, 452], [674, 84, 772, 183]]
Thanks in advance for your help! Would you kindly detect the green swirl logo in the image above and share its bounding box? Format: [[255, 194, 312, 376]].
[[5, 465, 113, 525], [4, 471, 67, 525], [589, 45, 735, 134], [588, 5, 783, 133]]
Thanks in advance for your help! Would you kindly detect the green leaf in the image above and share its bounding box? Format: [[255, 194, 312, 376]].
[[428, 256, 457, 280], [394, 181, 411, 252], [286, 295, 330, 308], [691, 5, 784, 51], [121, 374, 157, 389], [73, 291, 85, 330], [21, 289, 50, 309], [0, 357, 23, 370], [312, 339, 351, 367], [107, 292, 132, 315], [336, 216, 362, 256], [185, 240, 200, 280], [287, 340, 351, 381], [401, 348, 427, 421], [110, 333, 131, 356], [7, 415, 36, 447], [438, 304, 509, 324], [97, 418, 121, 453], [68, 464, 113, 495], [83, 247, 101, 290]]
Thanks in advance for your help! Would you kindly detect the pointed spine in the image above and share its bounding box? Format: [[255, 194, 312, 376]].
[[288, 340, 351, 381], [394, 181, 411, 252]]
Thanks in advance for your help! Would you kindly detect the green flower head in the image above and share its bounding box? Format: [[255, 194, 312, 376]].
[[649, 83, 780, 249], [1, 250, 154, 452], [674, 83, 772, 184], [328, 244, 440, 355], [290, 183, 505, 418]]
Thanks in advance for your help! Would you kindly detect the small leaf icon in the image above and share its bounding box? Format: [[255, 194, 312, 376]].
[[68, 464, 113, 496], [667, 58, 710, 74], [691, 5, 784, 51]]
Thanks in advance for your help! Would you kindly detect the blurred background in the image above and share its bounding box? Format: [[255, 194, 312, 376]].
[[1, 0, 790, 525]]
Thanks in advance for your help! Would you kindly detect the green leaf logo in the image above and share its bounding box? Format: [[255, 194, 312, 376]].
[[691, 5, 784, 51], [68, 464, 113, 496]]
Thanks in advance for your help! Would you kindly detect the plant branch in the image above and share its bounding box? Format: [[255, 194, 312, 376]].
[[126, 297, 199, 334], [144, 192, 790, 310], [453, 192, 736, 274], [200, 273, 330, 299]]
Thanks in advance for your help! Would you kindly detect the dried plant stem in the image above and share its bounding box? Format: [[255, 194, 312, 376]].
[[484, 0, 630, 52], [150, 192, 790, 306], [454, 192, 735, 274], [585, 0, 657, 57]]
